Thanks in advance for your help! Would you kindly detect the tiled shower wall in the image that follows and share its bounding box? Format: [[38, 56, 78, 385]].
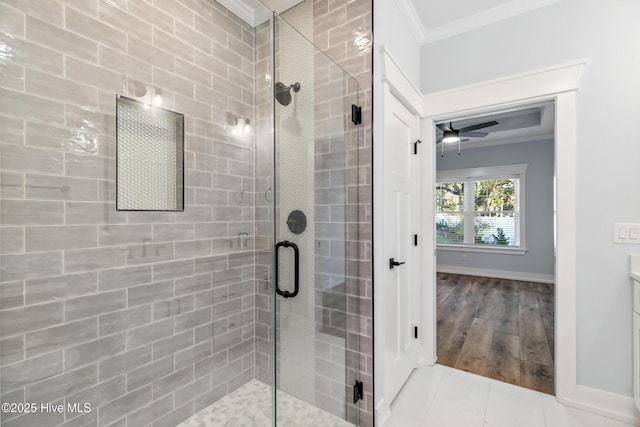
[[253, 19, 274, 388], [273, 0, 373, 423], [312, 51, 361, 421], [0, 1, 261, 426], [313, 0, 373, 425]]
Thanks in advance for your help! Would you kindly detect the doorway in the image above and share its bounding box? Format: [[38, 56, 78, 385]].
[[376, 51, 584, 421], [432, 103, 556, 394]]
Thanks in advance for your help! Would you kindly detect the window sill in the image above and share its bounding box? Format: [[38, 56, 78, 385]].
[[437, 244, 528, 256]]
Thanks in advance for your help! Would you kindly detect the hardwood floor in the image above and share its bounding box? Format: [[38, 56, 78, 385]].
[[436, 273, 555, 395]]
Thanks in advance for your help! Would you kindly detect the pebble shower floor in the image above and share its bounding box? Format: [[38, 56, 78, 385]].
[[176, 379, 354, 426]]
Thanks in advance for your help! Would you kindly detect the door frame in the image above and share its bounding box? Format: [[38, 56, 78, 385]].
[[420, 59, 586, 403], [378, 46, 640, 425], [374, 46, 599, 424]]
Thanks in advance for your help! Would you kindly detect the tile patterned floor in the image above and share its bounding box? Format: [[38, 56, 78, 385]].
[[387, 364, 637, 427], [177, 379, 353, 427]]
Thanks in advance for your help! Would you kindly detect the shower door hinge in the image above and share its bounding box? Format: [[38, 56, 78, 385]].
[[414, 139, 422, 154], [414, 326, 418, 339], [353, 380, 364, 404], [351, 104, 362, 125]]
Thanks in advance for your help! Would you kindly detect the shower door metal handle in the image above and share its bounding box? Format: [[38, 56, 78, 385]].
[[275, 240, 299, 298]]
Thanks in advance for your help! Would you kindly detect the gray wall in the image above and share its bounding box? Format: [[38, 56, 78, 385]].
[[313, 1, 375, 424], [436, 139, 555, 279], [421, 0, 640, 397]]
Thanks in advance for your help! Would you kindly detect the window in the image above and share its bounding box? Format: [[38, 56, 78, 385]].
[[436, 164, 528, 254]]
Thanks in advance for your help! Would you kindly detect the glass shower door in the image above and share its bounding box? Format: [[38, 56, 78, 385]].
[[272, 16, 363, 426]]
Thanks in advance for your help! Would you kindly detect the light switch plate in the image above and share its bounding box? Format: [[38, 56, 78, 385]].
[[614, 223, 640, 244]]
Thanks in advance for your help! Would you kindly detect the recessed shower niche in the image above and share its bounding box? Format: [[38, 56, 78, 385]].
[[116, 95, 185, 211]]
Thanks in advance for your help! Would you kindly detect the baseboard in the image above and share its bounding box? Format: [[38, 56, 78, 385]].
[[561, 384, 640, 426], [437, 264, 555, 284]]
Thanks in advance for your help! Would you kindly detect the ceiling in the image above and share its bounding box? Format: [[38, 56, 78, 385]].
[[404, 0, 561, 44], [225, 0, 560, 40], [218, 0, 304, 26], [435, 102, 555, 151], [411, 0, 512, 32]]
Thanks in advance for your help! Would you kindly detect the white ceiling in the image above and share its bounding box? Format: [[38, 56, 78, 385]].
[[217, 0, 303, 26], [436, 102, 555, 151], [411, 0, 512, 32], [403, 0, 561, 44]]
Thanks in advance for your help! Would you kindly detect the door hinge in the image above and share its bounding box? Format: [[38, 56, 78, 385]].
[[353, 380, 364, 404], [413, 139, 422, 154], [414, 326, 418, 339], [414, 234, 418, 246], [351, 104, 362, 125]]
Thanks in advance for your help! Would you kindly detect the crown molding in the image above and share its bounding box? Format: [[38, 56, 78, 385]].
[[393, 0, 426, 44], [421, 0, 561, 45], [217, 0, 266, 26]]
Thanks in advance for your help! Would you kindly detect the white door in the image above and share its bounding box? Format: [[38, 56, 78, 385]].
[[382, 88, 421, 405]]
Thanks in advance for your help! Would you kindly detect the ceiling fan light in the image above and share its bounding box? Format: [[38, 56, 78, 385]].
[[442, 129, 460, 143]]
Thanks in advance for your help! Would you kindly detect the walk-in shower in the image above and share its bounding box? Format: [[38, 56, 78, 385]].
[[0, 0, 371, 426]]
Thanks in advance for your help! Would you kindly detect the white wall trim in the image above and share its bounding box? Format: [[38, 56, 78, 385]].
[[437, 244, 528, 256], [437, 264, 554, 284], [421, 0, 561, 45], [419, 116, 438, 364], [562, 384, 640, 426], [217, 0, 269, 26], [422, 59, 587, 119], [378, 47, 423, 115], [553, 89, 578, 408], [437, 163, 528, 181], [392, 0, 426, 45]]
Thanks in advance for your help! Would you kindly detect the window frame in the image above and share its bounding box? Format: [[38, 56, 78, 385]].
[[436, 163, 528, 255]]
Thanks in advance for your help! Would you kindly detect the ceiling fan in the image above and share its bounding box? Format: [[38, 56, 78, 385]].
[[436, 120, 499, 144]]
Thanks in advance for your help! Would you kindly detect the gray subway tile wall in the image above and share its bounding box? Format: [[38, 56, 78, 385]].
[[0, 0, 374, 426], [312, 1, 373, 425], [0, 1, 259, 426]]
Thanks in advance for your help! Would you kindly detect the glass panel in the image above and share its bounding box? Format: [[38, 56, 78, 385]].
[[474, 179, 518, 245], [436, 213, 465, 244], [474, 211, 517, 245], [474, 179, 516, 213], [436, 182, 464, 212], [436, 182, 465, 244], [273, 15, 361, 426]]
